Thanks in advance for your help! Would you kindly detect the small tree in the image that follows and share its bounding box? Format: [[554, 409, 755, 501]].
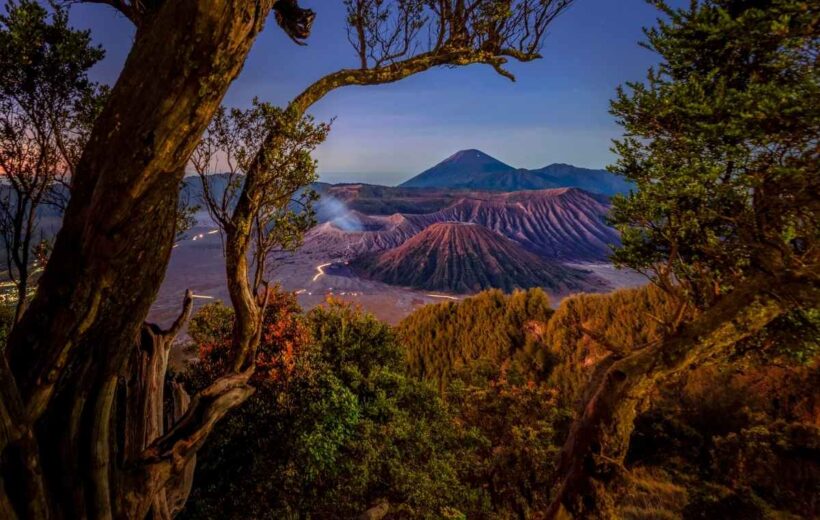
[[547, 2, 820, 517], [191, 102, 327, 301], [191, 101, 328, 387], [0, 0, 104, 321]]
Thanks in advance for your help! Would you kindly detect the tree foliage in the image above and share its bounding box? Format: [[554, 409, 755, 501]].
[[192, 101, 328, 296], [181, 291, 592, 519], [609, 0, 819, 310], [0, 0, 105, 320], [446, 361, 572, 518], [547, 3, 820, 515]]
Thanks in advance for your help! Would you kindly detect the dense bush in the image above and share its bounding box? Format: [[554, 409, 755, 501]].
[[181, 293, 479, 519], [625, 364, 820, 518], [445, 361, 572, 518], [399, 288, 554, 388], [620, 327, 820, 518]]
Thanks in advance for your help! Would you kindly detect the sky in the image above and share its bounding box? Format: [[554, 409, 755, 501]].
[[65, 0, 680, 185]]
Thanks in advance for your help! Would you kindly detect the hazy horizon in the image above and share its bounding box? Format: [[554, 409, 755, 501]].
[[181, 147, 613, 187], [315, 150, 611, 186]]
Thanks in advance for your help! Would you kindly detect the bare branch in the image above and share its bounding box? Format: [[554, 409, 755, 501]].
[[164, 289, 194, 339], [140, 369, 255, 472]]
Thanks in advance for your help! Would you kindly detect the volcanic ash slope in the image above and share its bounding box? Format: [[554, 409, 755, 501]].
[[352, 222, 605, 294]]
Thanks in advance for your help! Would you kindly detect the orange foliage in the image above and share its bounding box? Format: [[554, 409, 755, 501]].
[[195, 286, 311, 384], [256, 288, 311, 381]]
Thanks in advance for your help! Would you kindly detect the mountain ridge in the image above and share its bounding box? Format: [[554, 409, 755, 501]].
[[399, 149, 632, 196], [352, 222, 604, 294], [302, 187, 620, 262], [398, 149, 516, 189]]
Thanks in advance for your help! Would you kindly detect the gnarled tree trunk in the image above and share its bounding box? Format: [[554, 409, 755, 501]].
[[123, 291, 195, 519], [0, 0, 295, 517], [546, 276, 819, 519]]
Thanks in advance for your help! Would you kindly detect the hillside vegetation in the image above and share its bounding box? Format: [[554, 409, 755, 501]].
[[399, 288, 555, 386], [178, 284, 818, 519], [180, 290, 574, 518], [399, 287, 820, 518]]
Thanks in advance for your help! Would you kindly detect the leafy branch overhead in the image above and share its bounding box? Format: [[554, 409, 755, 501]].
[[291, 0, 574, 114], [609, 0, 819, 310]]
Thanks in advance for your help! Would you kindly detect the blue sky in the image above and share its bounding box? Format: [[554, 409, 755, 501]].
[[66, 1, 680, 185]]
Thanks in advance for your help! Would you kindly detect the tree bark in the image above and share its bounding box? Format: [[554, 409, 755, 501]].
[[8, 0, 275, 428], [124, 291, 194, 519], [162, 382, 195, 518], [1, 0, 279, 517], [224, 222, 264, 372], [545, 276, 819, 519]]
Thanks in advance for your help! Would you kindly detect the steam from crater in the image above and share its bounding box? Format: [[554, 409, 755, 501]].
[[315, 194, 362, 232]]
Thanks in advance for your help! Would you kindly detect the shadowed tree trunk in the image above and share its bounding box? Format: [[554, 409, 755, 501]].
[[162, 381, 195, 517], [6, 0, 275, 436], [124, 290, 195, 519], [545, 276, 819, 519], [0, 1, 314, 517]]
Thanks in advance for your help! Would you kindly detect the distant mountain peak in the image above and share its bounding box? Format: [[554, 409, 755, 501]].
[[541, 162, 573, 168], [399, 150, 631, 195], [439, 149, 511, 167], [399, 149, 514, 189], [445, 148, 492, 160]]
